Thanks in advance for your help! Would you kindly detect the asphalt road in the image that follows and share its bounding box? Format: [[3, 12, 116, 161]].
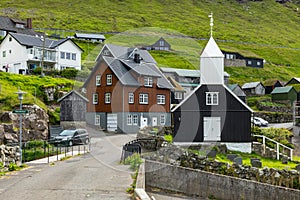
[[0, 128, 137, 200]]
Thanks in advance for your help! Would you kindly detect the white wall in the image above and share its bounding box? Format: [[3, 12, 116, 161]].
[[0, 35, 28, 74], [56, 40, 82, 70]]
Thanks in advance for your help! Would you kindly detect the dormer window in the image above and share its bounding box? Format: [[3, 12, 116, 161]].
[[144, 77, 153, 87], [15, 23, 25, 29], [206, 92, 218, 105]]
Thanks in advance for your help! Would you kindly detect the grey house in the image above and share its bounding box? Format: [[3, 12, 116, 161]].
[[57, 90, 89, 129], [143, 37, 171, 51], [0, 16, 38, 37], [242, 82, 265, 95], [228, 84, 247, 103], [172, 33, 253, 153]]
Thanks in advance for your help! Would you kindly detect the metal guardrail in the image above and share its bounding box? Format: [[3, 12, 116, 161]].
[[253, 134, 293, 161], [6, 139, 91, 163]]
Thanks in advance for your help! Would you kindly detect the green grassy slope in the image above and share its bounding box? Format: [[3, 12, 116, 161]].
[[1, 0, 300, 84]]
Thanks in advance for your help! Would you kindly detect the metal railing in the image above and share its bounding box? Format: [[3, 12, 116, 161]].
[[253, 134, 293, 161]]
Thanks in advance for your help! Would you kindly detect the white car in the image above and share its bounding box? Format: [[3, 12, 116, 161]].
[[252, 117, 268, 127]]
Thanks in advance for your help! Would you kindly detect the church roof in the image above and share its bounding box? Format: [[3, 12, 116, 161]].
[[200, 37, 224, 58]]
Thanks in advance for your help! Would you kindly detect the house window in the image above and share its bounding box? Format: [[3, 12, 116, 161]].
[[93, 93, 98, 104], [139, 93, 148, 104], [106, 74, 112, 85], [95, 115, 100, 125], [9, 50, 11, 54], [96, 75, 101, 86], [144, 77, 153, 87], [72, 53, 76, 60], [60, 52, 65, 59], [247, 60, 252, 65], [9, 37, 12, 42], [105, 93, 111, 104], [159, 40, 164, 46], [127, 114, 132, 125], [2, 51, 6, 58], [128, 92, 134, 104], [133, 115, 138, 125], [175, 92, 183, 100], [60, 65, 66, 70], [206, 92, 218, 105], [66, 52, 70, 60], [157, 95, 166, 105], [160, 115, 166, 125], [257, 61, 261, 66]]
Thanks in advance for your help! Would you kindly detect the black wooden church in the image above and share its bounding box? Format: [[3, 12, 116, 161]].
[[171, 20, 253, 152]]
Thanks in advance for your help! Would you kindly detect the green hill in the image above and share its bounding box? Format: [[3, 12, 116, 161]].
[[1, 0, 300, 84]]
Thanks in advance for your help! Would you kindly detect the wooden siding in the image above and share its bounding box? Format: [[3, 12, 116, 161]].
[[85, 60, 170, 113], [60, 92, 87, 121], [173, 85, 251, 143]]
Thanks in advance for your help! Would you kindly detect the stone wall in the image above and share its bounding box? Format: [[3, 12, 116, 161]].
[[143, 145, 300, 190], [145, 160, 300, 200], [255, 111, 292, 123], [0, 145, 20, 167], [0, 104, 49, 144]]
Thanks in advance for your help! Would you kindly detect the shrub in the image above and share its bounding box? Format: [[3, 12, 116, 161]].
[[124, 153, 143, 171], [8, 162, 19, 171], [60, 68, 78, 79], [164, 134, 173, 143]]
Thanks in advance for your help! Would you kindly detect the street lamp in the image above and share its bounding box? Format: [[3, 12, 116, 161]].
[[15, 89, 26, 163]]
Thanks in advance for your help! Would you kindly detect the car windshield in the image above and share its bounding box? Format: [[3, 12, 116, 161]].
[[59, 130, 75, 136]]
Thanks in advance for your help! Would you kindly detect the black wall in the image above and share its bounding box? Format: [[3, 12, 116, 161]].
[[173, 85, 252, 143]]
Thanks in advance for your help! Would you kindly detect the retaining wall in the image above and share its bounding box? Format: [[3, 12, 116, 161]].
[[145, 160, 300, 200]]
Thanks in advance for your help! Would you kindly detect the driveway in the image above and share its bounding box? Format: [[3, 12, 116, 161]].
[[0, 128, 136, 200]]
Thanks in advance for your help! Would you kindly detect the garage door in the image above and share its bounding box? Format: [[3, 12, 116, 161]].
[[107, 113, 117, 132]]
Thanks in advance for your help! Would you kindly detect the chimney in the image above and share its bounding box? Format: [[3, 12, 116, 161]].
[[27, 18, 32, 29], [134, 53, 140, 63]]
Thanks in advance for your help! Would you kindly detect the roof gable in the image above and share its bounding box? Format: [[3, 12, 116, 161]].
[[57, 90, 89, 103], [242, 82, 264, 89]]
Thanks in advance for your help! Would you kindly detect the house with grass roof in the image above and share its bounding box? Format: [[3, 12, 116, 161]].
[[222, 50, 264, 68]]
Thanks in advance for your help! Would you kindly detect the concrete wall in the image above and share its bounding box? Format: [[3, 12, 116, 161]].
[[145, 160, 300, 200]]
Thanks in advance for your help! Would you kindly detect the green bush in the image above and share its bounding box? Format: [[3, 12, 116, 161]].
[[164, 134, 173, 143], [60, 68, 79, 79], [8, 162, 19, 171], [124, 153, 143, 171]]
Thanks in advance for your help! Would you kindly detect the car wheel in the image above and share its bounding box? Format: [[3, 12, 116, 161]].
[[84, 138, 89, 145], [68, 140, 73, 146]]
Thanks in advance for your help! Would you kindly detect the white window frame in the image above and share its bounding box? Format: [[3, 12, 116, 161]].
[[175, 92, 183, 100], [206, 92, 218, 105], [96, 75, 101, 86], [60, 52, 65, 59], [95, 115, 100, 125], [2, 51, 6, 58], [139, 93, 148, 104], [133, 115, 138, 125], [105, 93, 111, 104], [107, 74, 112, 85], [160, 115, 166, 125], [159, 40, 164, 46], [66, 52, 71, 60], [93, 93, 98, 104], [128, 92, 134, 104], [144, 77, 153, 87], [157, 95, 166, 105], [127, 114, 132, 125]]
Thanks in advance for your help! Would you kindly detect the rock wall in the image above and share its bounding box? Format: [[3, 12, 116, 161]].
[[0, 145, 20, 166], [143, 145, 300, 190], [0, 104, 49, 144], [255, 111, 292, 123]]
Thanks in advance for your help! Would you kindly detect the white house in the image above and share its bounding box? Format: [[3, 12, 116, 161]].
[[0, 32, 83, 74]]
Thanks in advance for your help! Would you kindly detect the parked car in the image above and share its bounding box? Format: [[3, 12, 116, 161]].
[[251, 117, 268, 127], [51, 129, 90, 146]]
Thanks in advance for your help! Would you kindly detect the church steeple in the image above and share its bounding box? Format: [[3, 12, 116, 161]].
[[200, 12, 224, 85]]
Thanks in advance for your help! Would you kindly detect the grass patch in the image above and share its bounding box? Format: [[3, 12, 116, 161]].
[[60, 156, 72, 161]]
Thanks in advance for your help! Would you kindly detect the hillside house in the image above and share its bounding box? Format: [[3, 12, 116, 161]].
[[82, 44, 173, 133], [271, 86, 297, 105], [285, 78, 300, 86], [143, 37, 171, 51], [172, 27, 253, 153], [74, 33, 106, 43], [265, 80, 283, 94], [222, 50, 264, 68], [0, 16, 39, 37], [228, 84, 247, 103], [0, 32, 83, 74], [242, 82, 265, 95], [57, 90, 89, 129]]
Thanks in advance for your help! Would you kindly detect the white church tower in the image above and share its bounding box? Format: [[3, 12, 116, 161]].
[[200, 13, 224, 85]]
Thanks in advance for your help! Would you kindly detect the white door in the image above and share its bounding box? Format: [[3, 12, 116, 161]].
[[203, 117, 221, 141], [107, 113, 117, 132], [152, 117, 157, 126], [140, 116, 148, 129]]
